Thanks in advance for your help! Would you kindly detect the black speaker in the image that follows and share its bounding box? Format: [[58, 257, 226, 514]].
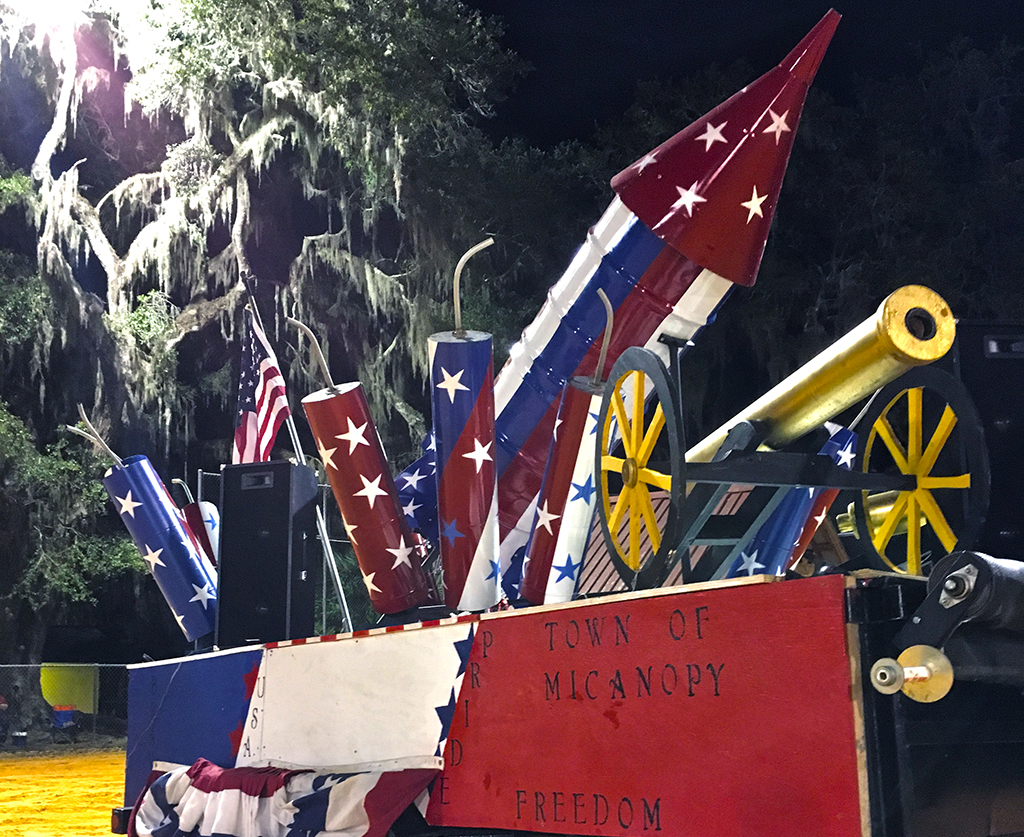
[[954, 322, 1024, 559], [216, 461, 319, 648]]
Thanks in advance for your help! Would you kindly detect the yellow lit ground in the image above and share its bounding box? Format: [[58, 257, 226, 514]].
[[0, 749, 125, 837]]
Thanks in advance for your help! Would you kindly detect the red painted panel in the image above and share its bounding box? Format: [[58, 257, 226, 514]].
[[428, 575, 864, 837]]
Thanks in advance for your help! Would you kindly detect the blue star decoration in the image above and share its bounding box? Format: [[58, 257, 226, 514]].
[[553, 555, 581, 582], [589, 411, 600, 434], [485, 558, 501, 581], [204, 511, 217, 531], [441, 518, 464, 546], [453, 625, 475, 677], [570, 474, 596, 503], [434, 690, 457, 754]]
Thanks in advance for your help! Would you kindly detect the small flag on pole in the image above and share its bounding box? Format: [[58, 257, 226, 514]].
[[233, 309, 291, 464]]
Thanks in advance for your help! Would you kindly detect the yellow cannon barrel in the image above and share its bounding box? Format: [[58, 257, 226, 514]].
[[686, 285, 955, 463]]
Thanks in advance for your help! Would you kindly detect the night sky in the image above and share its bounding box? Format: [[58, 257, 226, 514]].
[[470, 1, 1024, 146]]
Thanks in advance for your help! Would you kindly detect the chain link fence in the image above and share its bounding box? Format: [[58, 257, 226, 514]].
[[0, 663, 129, 751]]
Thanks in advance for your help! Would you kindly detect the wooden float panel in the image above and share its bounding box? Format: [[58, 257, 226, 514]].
[[429, 574, 867, 837]]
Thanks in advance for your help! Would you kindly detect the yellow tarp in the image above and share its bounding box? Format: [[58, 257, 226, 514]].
[[39, 665, 96, 713]]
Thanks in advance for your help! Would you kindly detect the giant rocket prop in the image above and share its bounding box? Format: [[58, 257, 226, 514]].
[[398, 11, 841, 572], [304, 383, 435, 614], [429, 330, 501, 611], [104, 456, 218, 641]]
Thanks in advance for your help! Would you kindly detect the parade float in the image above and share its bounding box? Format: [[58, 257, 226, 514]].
[[86, 10, 1024, 837]]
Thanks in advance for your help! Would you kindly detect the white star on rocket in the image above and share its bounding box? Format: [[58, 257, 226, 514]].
[[335, 418, 370, 454], [762, 108, 791, 144], [736, 549, 765, 576], [362, 571, 382, 594], [436, 367, 470, 403], [115, 490, 143, 518], [695, 120, 728, 151], [342, 516, 359, 545], [141, 544, 166, 573], [741, 185, 767, 223], [836, 443, 855, 468], [462, 438, 493, 473], [189, 583, 216, 609], [316, 438, 338, 471], [635, 152, 658, 172], [535, 500, 560, 535], [354, 474, 388, 509], [671, 181, 707, 217], [386, 536, 415, 570], [402, 468, 428, 491], [402, 497, 422, 518]]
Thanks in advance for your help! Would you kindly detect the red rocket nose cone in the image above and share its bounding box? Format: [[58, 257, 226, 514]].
[[784, 9, 842, 84], [610, 10, 841, 287]]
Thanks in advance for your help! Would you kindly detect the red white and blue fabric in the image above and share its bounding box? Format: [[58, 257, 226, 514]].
[[518, 379, 603, 604], [129, 757, 440, 837], [233, 309, 291, 464], [103, 456, 218, 641], [302, 383, 434, 614], [429, 330, 500, 611], [727, 424, 857, 578]]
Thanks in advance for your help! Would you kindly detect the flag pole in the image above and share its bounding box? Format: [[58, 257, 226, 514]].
[[240, 270, 353, 633]]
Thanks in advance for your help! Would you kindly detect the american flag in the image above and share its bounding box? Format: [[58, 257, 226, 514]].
[[233, 309, 291, 464]]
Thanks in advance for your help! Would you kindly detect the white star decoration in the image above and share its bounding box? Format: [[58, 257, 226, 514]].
[[336, 418, 370, 454], [343, 517, 359, 545], [737, 549, 765, 576], [741, 185, 767, 223], [462, 438, 493, 473], [671, 181, 707, 217], [763, 108, 791, 144], [386, 536, 415, 570], [635, 152, 658, 172], [362, 571, 382, 594], [316, 438, 338, 471], [436, 367, 470, 403], [402, 468, 428, 491], [115, 490, 143, 517], [402, 497, 422, 518], [189, 583, 215, 609], [535, 500, 560, 535], [141, 544, 166, 573], [695, 120, 728, 151], [354, 474, 388, 509], [837, 443, 855, 468]]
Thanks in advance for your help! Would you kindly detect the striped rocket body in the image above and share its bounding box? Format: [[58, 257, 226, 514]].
[[494, 11, 840, 568], [303, 383, 434, 614], [103, 455, 218, 641], [519, 377, 604, 605], [429, 331, 500, 612], [492, 202, 733, 568], [396, 11, 841, 578]]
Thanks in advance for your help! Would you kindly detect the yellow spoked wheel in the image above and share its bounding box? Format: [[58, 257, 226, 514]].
[[856, 366, 990, 575], [596, 347, 684, 589]]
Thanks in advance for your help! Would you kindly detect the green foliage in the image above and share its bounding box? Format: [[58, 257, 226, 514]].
[[0, 403, 143, 612], [106, 290, 179, 378], [0, 170, 31, 214], [0, 252, 47, 348]]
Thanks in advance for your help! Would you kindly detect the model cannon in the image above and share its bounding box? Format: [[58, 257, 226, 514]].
[[595, 285, 991, 588]]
